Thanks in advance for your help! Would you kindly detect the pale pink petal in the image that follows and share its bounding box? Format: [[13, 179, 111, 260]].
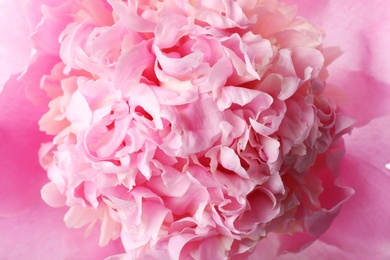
[[154, 12, 188, 48], [106, 0, 156, 32], [115, 41, 155, 91]]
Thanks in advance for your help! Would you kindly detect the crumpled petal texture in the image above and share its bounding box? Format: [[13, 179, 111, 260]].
[[3, 0, 389, 259]]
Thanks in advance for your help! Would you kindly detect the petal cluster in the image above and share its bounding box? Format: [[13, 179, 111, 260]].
[[20, 0, 354, 258]]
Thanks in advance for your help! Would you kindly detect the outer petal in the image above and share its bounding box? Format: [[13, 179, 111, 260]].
[[0, 202, 124, 259], [0, 79, 48, 216], [274, 116, 390, 259], [319, 116, 390, 258], [0, 1, 32, 91]]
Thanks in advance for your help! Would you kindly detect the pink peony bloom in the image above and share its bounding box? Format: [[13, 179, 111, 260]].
[[0, 0, 389, 259]]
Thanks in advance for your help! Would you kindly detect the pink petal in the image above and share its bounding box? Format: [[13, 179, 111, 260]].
[[219, 146, 248, 178]]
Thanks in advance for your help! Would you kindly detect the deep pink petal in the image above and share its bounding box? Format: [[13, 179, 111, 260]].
[[0, 78, 48, 216]]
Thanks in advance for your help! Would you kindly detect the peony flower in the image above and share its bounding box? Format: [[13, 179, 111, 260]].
[[0, 0, 389, 259]]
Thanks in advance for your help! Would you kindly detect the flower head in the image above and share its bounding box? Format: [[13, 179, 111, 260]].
[[18, 1, 355, 258], [3, 0, 389, 259]]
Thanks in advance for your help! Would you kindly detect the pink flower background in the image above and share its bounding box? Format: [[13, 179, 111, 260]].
[[0, 0, 389, 259]]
